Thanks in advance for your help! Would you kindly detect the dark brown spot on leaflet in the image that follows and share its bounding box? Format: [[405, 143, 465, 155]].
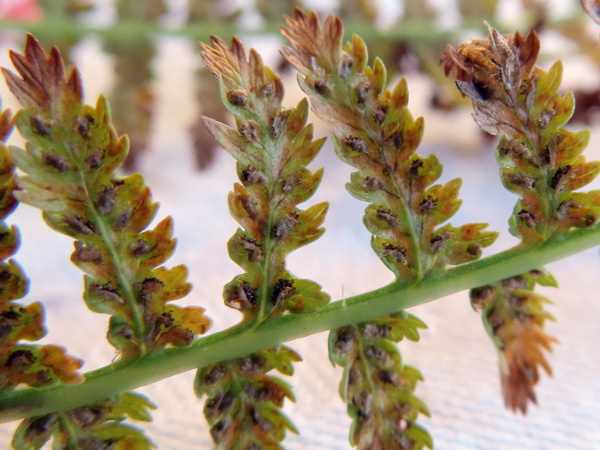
[[550, 165, 571, 191], [312, 68, 331, 95], [363, 322, 391, 340], [141, 277, 164, 300], [365, 176, 385, 191], [206, 392, 235, 415], [333, 326, 357, 355], [115, 211, 131, 230], [25, 414, 57, 439], [261, 82, 275, 97], [241, 165, 265, 184], [343, 136, 368, 153], [355, 81, 370, 104], [467, 243, 481, 256], [507, 172, 536, 189], [210, 418, 231, 443], [6, 349, 35, 370], [203, 364, 225, 384], [376, 207, 400, 228], [339, 54, 353, 78], [93, 283, 124, 305], [419, 196, 438, 214], [507, 294, 525, 308], [86, 151, 102, 169], [352, 391, 372, 415], [42, 152, 71, 172], [501, 275, 527, 291], [76, 114, 94, 138], [130, 239, 151, 257], [239, 236, 264, 262], [226, 90, 247, 106], [472, 79, 494, 100], [30, 115, 52, 136], [66, 215, 96, 236], [96, 185, 116, 215], [241, 196, 258, 220], [430, 230, 454, 253], [281, 172, 303, 193], [274, 212, 299, 239], [517, 209, 537, 228], [381, 243, 407, 264], [227, 281, 257, 311], [70, 406, 105, 427], [271, 278, 295, 305], [74, 244, 102, 263], [366, 345, 390, 364], [470, 285, 495, 310], [271, 110, 289, 138], [409, 159, 424, 179], [240, 119, 259, 143], [386, 130, 403, 149], [373, 104, 388, 125], [237, 354, 266, 375]]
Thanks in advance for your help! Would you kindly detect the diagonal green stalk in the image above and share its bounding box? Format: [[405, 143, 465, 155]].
[[0, 224, 597, 423], [76, 166, 146, 352]]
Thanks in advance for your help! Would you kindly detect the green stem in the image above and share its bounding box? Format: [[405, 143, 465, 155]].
[[77, 169, 146, 353], [0, 225, 598, 423]]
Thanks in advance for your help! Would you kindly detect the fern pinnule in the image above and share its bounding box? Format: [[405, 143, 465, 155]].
[[2, 35, 211, 360], [199, 35, 330, 447]]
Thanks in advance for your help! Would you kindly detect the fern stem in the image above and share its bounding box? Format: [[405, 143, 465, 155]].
[[0, 225, 598, 422]]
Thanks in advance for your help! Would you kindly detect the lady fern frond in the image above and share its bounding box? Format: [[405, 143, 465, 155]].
[[442, 23, 600, 413], [197, 35, 330, 448], [281, 8, 496, 448]]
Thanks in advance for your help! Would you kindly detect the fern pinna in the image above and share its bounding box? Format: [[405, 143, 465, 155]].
[[1, 35, 211, 448], [196, 36, 329, 448], [442, 24, 600, 413], [281, 9, 497, 448]]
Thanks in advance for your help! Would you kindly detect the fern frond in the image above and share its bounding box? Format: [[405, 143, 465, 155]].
[[2, 35, 211, 359], [441, 23, 600, 413], [280, 8, 498, 448], [200, 34, 331, 447], [441, 24, 600, 241]]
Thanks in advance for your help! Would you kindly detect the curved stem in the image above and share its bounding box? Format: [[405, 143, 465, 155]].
[[0, 225, 598, 423]]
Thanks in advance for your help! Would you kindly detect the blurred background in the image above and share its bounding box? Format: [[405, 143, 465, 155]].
[[0, 0, 599, 448]]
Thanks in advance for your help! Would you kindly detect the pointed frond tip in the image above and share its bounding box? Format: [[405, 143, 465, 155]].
[[2, 34, 82, 111]]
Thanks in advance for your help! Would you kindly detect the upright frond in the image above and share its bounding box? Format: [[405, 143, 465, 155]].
[[199, 34, 330, 447]]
